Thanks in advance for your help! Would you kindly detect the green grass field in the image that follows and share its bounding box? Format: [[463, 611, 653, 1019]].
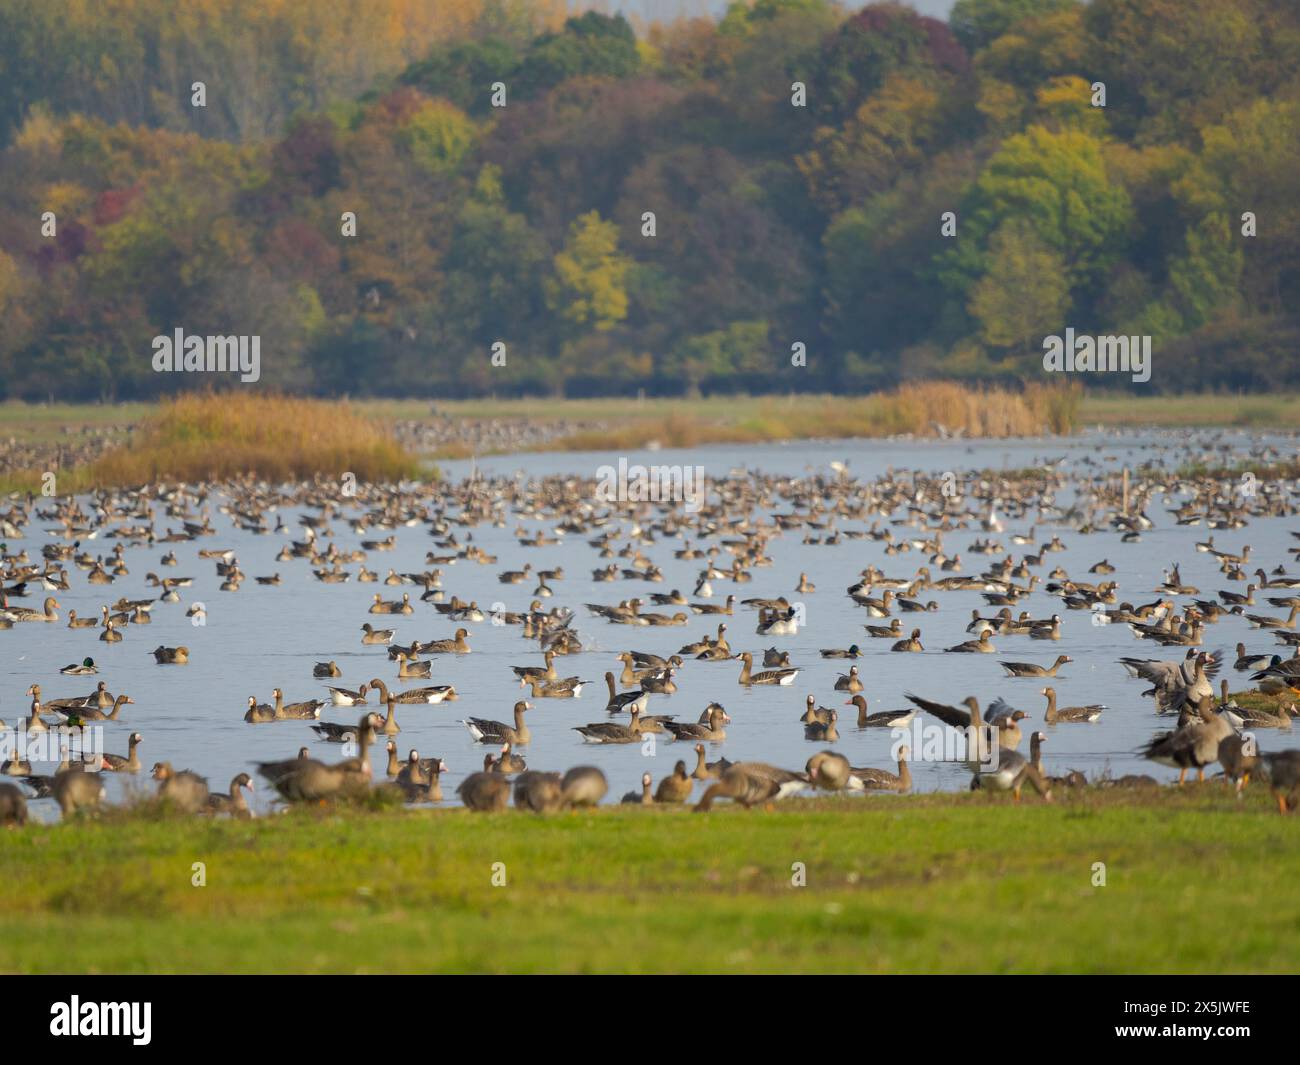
[[2, 787, 1295, 974]]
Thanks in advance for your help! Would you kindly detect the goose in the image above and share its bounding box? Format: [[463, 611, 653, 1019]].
[[206, 773, 255, 816], [801, 751, 864, 790], [271, 688, 324, 720], [245, 696, 276, 723], [150, 645, 189, 664], [1215, 734, 1258, 795], [361, 623, 394, 644], [0, 784, 26, 826], [694, 765, 800, 811], [254, 747, 312, 784], [60, 657, 99, 675], [804, 710, 839, 742], [152, 762, 210, 813], [323, 684, 369, 707], [368, 677, 456, 705], [622, 773, 655, 805], [946, 629, 995, 653], [1000, 655, 1072, 678], [865, 617, 903, 639], [463, 701, 532, 745], [691, 743, 733, 780], [490, 742, 527, 774], [603, 673, 648, 715], [310, 715, 376, 743], [1028, 615, 1062, 640], [99, 618, 123, 643], [523, 676, 588, 699], [58, 694, 132, 723], [43, 681, 113, 713], [51, 771, 106, 816], [65, 612, 99, 630], [852, 747, 912, 792], [843, 695, 915, 729], [833, 666, 863, 693], [1260, 750, 1300, 814], [395, 652, 432, 679], [424, 628, 471, 654], [891, 628, 924, 652], [761, 647, 791, 667], [756, 608, 798, 636], [1141, 696, 1236, 784], [1234, 644, 1276, 672], [513, 771, 564, 812], [560, 766, 608, 807], [574, 707, 643, 744], [1040, 687, 1104, 724], [512, 650, 559, 684], [971, 749, 1053, 802], [734, 651, 799, 686], [654, 761, 694, 803], [662, 703, 730, 742], [800, 694, 835, 725], [6, 596, 60, 622], [640, 668, 677, 695], [313, 661, 342, 678], [1246, 605, 1300, 630], [457, 772, 511, 811]]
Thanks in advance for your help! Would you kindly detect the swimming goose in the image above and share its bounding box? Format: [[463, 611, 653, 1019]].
[[152, 762, 210, 813], [5, 596, 60, 622], [734, 651, 799, 686], [395, 652, 432, 679], [424, 628, 471, 654], [891, 628, 924, 652], [313, 661, 342, 678], [1001, 655, 1072, 678], [663, 703, 730, 742], [206, 773, 254, 817], [524, 676, 588, 699], [1040, 687, 1104, 724], [323, 684, 369, 707], [833, 666, 863, 692], [58, 694, 132, 723], [66, 611, 99, 630], [272, 688, 324, 720], [803, 709, 839, 742], [654, 761, 694, 803], [244, 695, 276, 723], [463, 701, 532, 745], [367, 677, 456, 705], [574, 707, 643, 743], [865, 617, 903, 639], [361, 623, 394, 644], [603, 673, 649, 715], [151, 645, 189, 664], [692, 743, 733, 780], [512, 650, 559, 684], [843, 695, 915, 728], [946, 629, 995, 653], [490, 743, 526, 774]]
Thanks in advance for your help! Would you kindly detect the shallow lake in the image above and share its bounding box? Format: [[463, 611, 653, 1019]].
[[4, 427, 1296, 817]]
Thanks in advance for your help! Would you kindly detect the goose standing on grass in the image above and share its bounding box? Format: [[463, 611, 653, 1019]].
[[463, 701, 532, 745], [734, 651, 799, 686], [51, 771, 106, 817], [152, 762, 210, 813], [1001, 655, 1072, 678], [561, 766, 608, 807], [971, 749, 1053, 802], [457, 772, 511, 811], [694, 765, 801, 811], [1040, 687, 1104, 724], [0, 783, 27, 826], [852, 747, 912, 792], [1261, 750, 1300, 814], [1141, 695, 1236, 784]]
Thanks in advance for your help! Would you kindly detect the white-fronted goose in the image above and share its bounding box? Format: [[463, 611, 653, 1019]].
[[395, 652, 432, 679], [51, 771, 106, 816], [424, 628, 471, 653], [833, 666, 863, 692], [464, 701, 532, 745], [574, 707, 643, 744], [1261, 750, 1300, 814], [152, 762, 210, 813], [0, 783, 27, 826], [561, 766, 608, 807], [151, 645, 189, 664], [513, 771, 564, 813], [734, 651, 799, 686], [313, 661, 342, 678], [324, 684, 369, 706], [361, 623, 394, 644], [843, 695, 915, 729], [101, 732, 143, 772], [654, 761, 694, 803], [272, 688, 324, 720], [971, 749, 1052, 802], [603, 673, 648, 715], [621, 772, 654, 804], [457, 771, 511, 811], [1040, 687, 1103, 724], [1001, 655, 1072, 678], [891, 628, 923, 652], [851, 747, 911, 792], [804, 710, 839, 742], [691, 743, 732, 780], [663, 703, 729, 742], [1142, 696, 1236, 784], [206, 773, 254, 816], [946, 629, 995, 653]]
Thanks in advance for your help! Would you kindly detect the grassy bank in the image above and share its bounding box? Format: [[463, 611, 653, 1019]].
[[1, 787, 1295, 974], [1, 394, 420, 492]]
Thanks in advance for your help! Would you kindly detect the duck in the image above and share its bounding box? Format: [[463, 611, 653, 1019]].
[[833, 666, 863, 693], [463, 701, 532, 745], [662, 703, 730, 742], [206, 773, 255, 816], [843, 695, 916, 728], [820, 644, 861, 659], [654, 761, 694, 803], [734, 651, 799, 686], [1000, 655, 1072, 678], [1040, 687, 1104, 724], [59, 657, 98, 675]]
